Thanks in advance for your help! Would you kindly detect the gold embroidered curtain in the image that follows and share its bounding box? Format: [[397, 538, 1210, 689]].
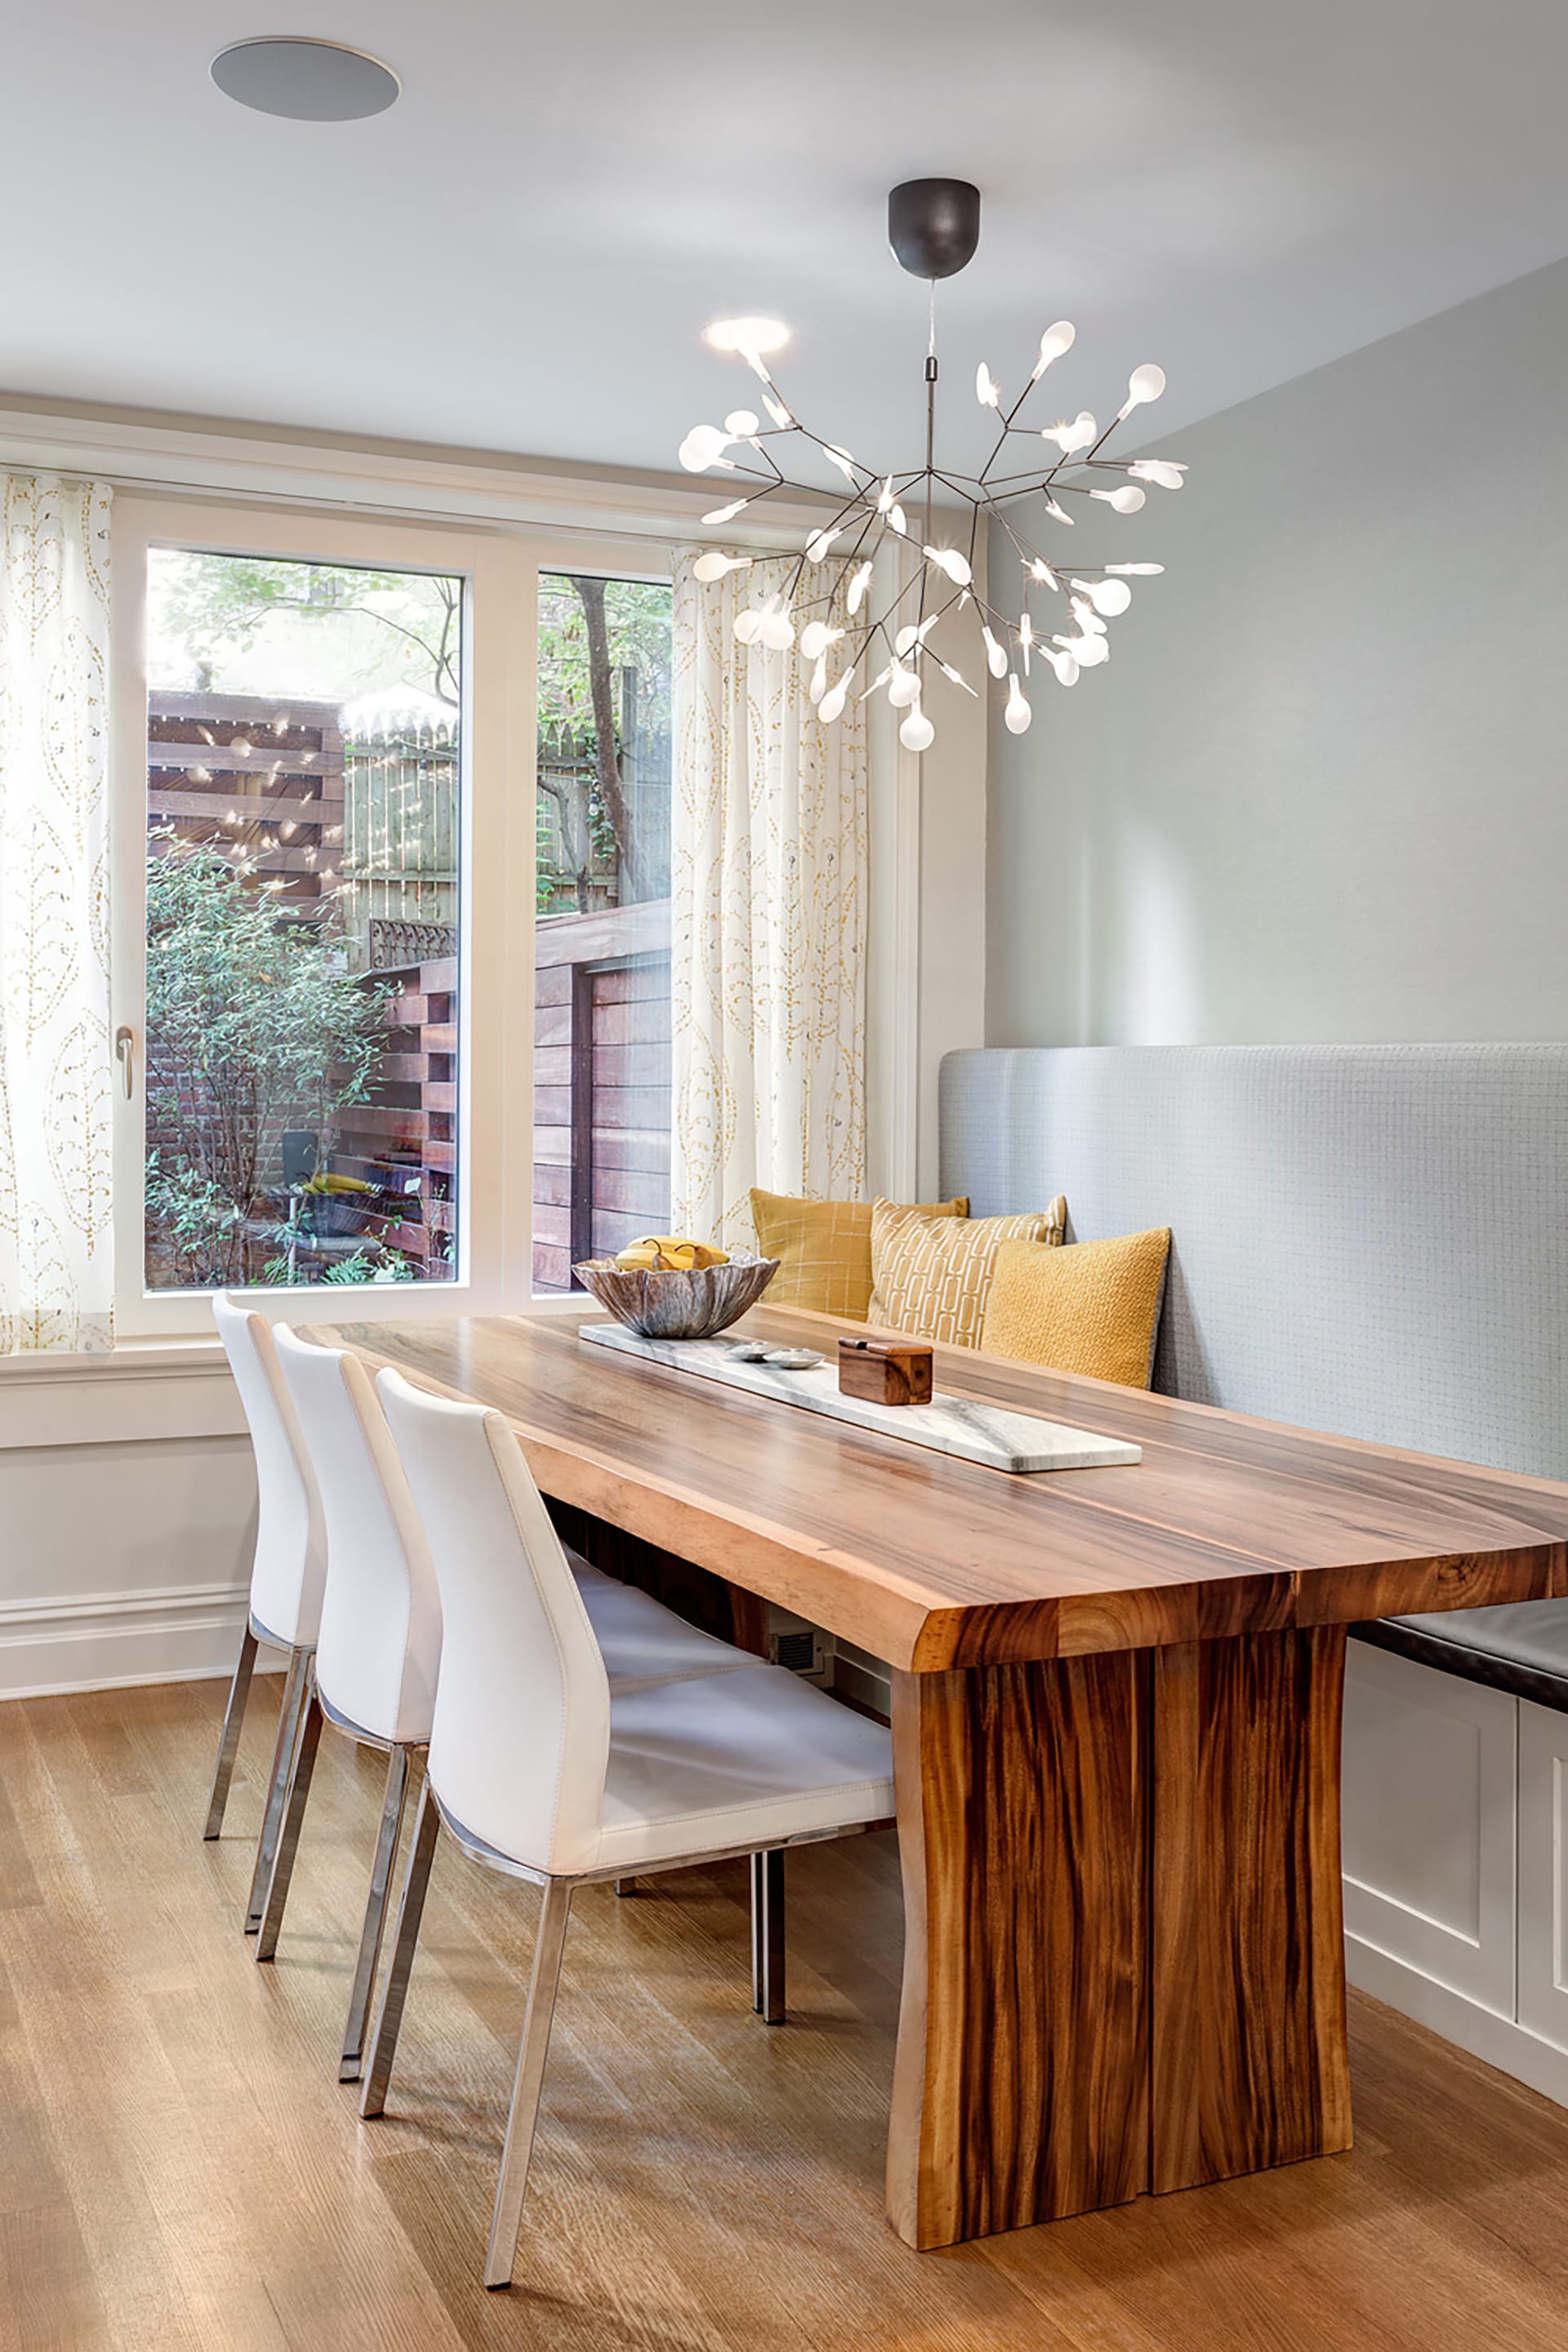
[[0, 474, 114, 1351], [670, 552, 868, 1250]]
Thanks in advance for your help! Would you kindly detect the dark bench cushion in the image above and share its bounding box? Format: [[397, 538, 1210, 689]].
[[1352, 1602, 1568, 1714]]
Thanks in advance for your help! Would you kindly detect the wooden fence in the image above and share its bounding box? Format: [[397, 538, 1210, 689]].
[[532, 901, 671, 1292]]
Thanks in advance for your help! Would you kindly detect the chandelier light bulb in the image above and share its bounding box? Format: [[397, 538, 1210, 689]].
[[1027, 557, 1059, 588], [889, 503, 908, 535], [806, 525, 846, 562], [1105, 562, 1165, 575], [700, 498, 751, 526], [823, 444, 860, 484], [818, 676, 849, 723], [1090, 483, 1147, 514], [808, 653, 829, 703], [679, 424, 731, 473], [1004, 675, 1032, 733], [1061, 630, 1110, 666], [939, 659, 978, 697], [1128, 458, 1186, 490], [900, 703, 936, 752], [1072, 575, 1133, 617], [1031, 321, 1076, 379], [757, 597, 795, 651], [733, 606, 765, 645], [704, 316, 791, 359], [693, 550, 752, 582], [924, 546, 973, 587], [886, 658, 922, 710], [847, 559, 875, 616], [1045, 644, 1080, 686], [800, 620, 841, 660], [724, 409, 761, 438], [1042, 496, 1075, 527], [1118, 363, 1166, 421], [762, 394, 793, 429], [981, 626, 1008, 679], [976, 363, 1001, 408], [1041, 411, 1097, 455]]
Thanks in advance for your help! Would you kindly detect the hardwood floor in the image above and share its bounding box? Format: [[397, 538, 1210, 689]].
[[4, 1677, 1568, 2351]]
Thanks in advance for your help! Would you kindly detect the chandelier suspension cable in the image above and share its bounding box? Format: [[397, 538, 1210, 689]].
[[681, 178, 1186, 748]]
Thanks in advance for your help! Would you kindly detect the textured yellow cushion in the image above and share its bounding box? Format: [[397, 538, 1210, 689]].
[[750, 1190, 969, 1321], [869, 1196, 1067, 1349], [980, 1228, 1172, 1388]]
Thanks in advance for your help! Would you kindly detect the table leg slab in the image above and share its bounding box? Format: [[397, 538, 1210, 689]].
[[887, 1653, 1150, 2250], [1150, 1623, 1353, 2192]]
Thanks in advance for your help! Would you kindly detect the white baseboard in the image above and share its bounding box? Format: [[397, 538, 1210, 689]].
[[1347, 1931, 1568, 2107], [0, 1582, 285, 1701]]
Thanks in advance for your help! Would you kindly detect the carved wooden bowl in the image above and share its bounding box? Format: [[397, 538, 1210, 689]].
[[574, 1256, 780, 1340]]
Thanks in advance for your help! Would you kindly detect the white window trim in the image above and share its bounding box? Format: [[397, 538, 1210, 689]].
[[6, 398, 945, 1351]]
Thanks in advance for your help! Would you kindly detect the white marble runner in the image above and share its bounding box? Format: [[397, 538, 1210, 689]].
[[578, 1324, 1141, 1475]]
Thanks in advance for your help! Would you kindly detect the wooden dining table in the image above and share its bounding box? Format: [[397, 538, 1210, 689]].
[[321, 1303, 1568, 2254]]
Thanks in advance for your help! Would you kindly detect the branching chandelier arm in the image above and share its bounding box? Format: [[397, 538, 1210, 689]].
[[677, 179, 1187, 752]]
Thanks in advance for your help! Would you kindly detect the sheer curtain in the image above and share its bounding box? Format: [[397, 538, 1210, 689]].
[[670, 552, 868, 1250], [0, 474, 114, 1352]]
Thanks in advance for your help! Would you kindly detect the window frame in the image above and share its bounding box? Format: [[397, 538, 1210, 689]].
[[109, 494, 550, 1337]]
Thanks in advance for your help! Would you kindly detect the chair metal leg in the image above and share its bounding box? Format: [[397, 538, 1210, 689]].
[[338, 1745, 415, 2082], [253, 1687, 324, 1962], [203, 1622, 259, 1840], [244, 1647, 313, 1934], [614, 1877, 636, 1896], [359, 1778, 442, 2120], [750, 1848, 786, 2025], [484, 1878, 574, 2291]]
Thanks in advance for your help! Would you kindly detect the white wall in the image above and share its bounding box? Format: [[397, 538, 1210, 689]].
[[987, 253, 1568, 1047], [0, 1354, 258, 1699]]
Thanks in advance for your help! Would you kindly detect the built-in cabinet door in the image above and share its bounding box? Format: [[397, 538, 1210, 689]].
[[1341, 1638, 1517, 2016], [1517, 1698, 1568, 2053]]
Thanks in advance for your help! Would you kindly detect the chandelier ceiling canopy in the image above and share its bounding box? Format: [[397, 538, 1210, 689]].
[[679, 178, 1187, 753]]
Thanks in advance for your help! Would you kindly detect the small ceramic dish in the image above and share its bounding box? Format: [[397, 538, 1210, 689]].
[[764, 1348, 824, 1370], [726, 1339, 771, 1362]]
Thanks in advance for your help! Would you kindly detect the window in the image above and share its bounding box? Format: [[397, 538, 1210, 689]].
[[531, 572, 673, 1292], [109, 498, 678, 1339], [141, 546, 465, 1295]]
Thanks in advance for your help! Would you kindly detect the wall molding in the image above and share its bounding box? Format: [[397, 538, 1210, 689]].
[[0, 1579, 284, 1701], [0, 1345, 244, 1450]]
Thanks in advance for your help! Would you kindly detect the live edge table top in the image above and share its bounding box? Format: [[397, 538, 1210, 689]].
[[319, 1304, 1568, 1675]]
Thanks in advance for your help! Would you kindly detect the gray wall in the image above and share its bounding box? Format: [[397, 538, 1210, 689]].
[[987, 255, 1568, 1047]]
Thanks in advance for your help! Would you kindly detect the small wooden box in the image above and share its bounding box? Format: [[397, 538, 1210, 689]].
[[838, 1334, 934, 1408]]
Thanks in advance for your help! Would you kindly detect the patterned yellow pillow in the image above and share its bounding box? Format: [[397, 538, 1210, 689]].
[[869, 1196, 1067, 1349], [980, 1229, 1171, 1388], [750, 1190, 969, 1320]]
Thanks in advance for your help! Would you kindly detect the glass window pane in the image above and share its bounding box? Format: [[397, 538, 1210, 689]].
[[144, 548, 462, 1293], [532, 573, 672, 1293]]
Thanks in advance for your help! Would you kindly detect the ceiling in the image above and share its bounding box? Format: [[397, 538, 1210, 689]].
[[7, 1, 1568, 488]]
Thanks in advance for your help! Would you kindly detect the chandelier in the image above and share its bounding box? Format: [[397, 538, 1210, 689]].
[[679, 178, 1185, 752]]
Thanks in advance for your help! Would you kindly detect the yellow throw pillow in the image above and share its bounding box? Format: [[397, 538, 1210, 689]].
[[749, 1190, 969, 1321], [980, 1228, 1172, 1388], [869, 1196, 1067, 1349]]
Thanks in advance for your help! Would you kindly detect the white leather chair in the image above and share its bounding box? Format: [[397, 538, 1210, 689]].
[[260, 1326, 446, 2082], [261, 1330, 767, 2078], [362, 1368, 896, 2290], [205, 1293, 328, 1940]]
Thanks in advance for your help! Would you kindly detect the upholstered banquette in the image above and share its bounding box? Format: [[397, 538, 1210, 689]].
[[940, 1045, 1568, 2096]]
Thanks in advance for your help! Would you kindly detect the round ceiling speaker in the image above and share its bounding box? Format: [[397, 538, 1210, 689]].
[[210, 36, 400, 122]]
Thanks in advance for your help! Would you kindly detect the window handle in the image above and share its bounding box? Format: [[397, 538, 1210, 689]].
[[114, 1025, 136, 1101]]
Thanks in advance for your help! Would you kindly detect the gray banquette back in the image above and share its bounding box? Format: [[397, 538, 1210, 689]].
[[939, 1046, 1568, 1705]]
